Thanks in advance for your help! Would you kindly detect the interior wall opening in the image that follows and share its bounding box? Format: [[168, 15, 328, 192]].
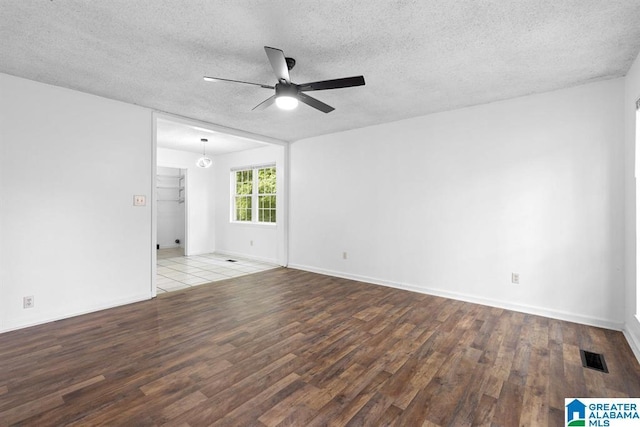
[[152, 113, 288, 295]]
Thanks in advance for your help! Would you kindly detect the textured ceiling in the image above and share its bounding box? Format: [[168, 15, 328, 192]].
[[2, 1, 640, 143]]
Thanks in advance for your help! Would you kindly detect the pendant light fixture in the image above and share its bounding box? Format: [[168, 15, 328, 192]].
[[196, 138, 212, 168]]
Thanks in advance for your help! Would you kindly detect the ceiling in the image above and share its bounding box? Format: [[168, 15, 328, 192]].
[[156, 118, 268, 155], [2, 1, 640, 143]]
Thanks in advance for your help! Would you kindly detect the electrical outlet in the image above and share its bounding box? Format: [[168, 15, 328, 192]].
[[511, 273, 520, 284], [23, 296, 34, 309], [133, 195, 146, 206], [343, 252, 348, 260]]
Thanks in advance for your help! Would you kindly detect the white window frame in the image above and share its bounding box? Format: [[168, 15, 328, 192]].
[[231, 164, 277, 225]]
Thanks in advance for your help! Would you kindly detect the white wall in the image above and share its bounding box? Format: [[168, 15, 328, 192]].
[[1, 66, 634, 347], [624, 51, 640, 359], [290, 78, 625, 329], [157, 148, 215, 256], [214, 145, 286, 264], [0, 73, 153, 333]]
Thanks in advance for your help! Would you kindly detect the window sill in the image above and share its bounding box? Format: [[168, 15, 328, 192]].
[[230, 221, 277, 228]]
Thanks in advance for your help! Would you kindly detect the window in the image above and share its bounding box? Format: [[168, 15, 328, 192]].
[[233, 165, 276, 223], [234, 169, 253, 221], [257, 167, 276, 223]]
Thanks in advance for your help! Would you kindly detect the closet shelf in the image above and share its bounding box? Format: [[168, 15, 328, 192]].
[[157, 174, 185, 180], [156, 172, 185, 204], [157, 186, 184, 190]]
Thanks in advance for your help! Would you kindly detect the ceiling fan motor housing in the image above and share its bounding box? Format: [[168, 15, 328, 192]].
[[276, 83, 298, 98]]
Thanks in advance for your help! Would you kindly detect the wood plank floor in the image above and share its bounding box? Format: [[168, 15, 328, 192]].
[[1, 268, 639, 426]]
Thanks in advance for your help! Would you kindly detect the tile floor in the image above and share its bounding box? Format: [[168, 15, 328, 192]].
[[156, 248, 278, 294]]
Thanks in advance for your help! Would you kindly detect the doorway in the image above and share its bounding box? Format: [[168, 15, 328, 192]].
[[156, 166, 186, 256], [152, 112, 288, 297]]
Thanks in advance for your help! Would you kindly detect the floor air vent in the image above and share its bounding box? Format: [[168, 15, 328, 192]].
[[226, 259, 237, 263], [580, 349, 608, 373]]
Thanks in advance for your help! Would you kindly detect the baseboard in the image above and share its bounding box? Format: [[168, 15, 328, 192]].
[[287, 263, 625, 331], [623, 318, 640, 364], [0, 293, 152, 335], [158, 244, 181, 249], [214, 250, 279, 265]]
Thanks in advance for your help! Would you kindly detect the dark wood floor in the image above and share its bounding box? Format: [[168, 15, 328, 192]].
[[1, 268, 639, 426]]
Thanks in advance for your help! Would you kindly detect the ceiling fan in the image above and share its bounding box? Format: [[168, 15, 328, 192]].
[[203, 46, 365, 113]]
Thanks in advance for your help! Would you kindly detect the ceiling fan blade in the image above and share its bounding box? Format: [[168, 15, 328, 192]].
[[252, 95, 277, 111], [264, 46, 291, 84], [203, 76, 274, 89], [298, 93, 335, 113], [298, 76, 365, 91]]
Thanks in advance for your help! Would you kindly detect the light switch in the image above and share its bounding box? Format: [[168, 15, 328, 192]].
[[133, 195, 146, 206]]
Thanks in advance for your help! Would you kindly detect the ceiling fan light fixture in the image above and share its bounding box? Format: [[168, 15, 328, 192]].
[[204, 46, 365, 113], [196, 138, 212, 168], [275, 95, 298, 110], [275, 84, 299, 110]]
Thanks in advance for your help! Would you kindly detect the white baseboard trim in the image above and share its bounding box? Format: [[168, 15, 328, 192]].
[[288, 263, 625, 331], [623, 321, 640, 364], [214, 250, 279, 265], [0, 293, 152, 334], [158, 244, 181, 249]]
